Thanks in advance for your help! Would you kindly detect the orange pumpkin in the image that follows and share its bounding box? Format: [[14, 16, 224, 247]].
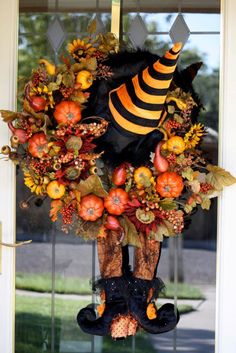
[[156, 172, 184, 198], [79, 194, 104, 221], [28, 132, 48, 158], [104, 188, 128, 215], [54, 101, 81, 125]]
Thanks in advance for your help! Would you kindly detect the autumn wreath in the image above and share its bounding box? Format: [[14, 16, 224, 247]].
[[1, 29, 236, 339]]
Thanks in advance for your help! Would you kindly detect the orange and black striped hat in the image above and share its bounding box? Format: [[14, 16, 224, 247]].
[[109, 42, 182, 135]]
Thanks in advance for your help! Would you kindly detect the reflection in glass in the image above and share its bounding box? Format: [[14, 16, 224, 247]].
[[16, 3, 219, 353]]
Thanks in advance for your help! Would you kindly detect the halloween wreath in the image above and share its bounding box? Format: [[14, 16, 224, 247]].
[[1, 30, 236, 339]]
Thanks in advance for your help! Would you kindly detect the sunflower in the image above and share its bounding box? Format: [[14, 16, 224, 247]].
[[24, 172, 46, 196], [184, 123, 205, 149], [67, 39, 96, 61]]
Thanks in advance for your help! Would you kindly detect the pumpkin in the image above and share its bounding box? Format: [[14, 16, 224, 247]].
[[134, 166, 152, 189], [28, 132, 48, 158], [104, 188, 128, 215], [47, 180, 66, 199], [162, 136, 185, 155], [156, 172, 184, 198], [79, 194, 104, 221], [76, 70, 93, 90], [54, 101, 81, 125], [112, 164, 127, 186]]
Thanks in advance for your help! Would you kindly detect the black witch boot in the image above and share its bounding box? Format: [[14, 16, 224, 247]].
[[77, 276, 129, 336], [129, 234, 179, 334], [77, 230, 128, 336], [128, 277, 179, 334]]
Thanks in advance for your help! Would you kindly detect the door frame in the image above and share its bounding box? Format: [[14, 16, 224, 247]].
[[215, 0, 236, 352], [0, 0, 18, 352], [1, 0, 236, 352]]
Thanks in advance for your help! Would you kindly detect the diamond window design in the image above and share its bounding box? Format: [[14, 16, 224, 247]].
[[128, 14, 148, 49], [94, 14, 106, 34], [47, 17, 66, 52], [169, 13, 190, 47]]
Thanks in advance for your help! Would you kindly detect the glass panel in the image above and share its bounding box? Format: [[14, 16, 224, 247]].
[[16, 2, 219, 353], [16, 2, 111, 352], [122, 8, 219, 353]]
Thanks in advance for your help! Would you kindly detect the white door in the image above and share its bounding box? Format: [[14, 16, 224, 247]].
[[1, 1, 236, 353]]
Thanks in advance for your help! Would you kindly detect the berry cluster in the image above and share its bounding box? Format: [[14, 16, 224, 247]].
[[165, 119, 182, 131], [61, 202, 77, 226], [200, 182, 213, 194], [159, 209, 184, 234]]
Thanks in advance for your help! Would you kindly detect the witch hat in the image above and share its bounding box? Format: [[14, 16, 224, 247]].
[[108, 42, 182, 135]]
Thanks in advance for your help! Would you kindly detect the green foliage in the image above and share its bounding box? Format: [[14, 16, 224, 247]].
[[16, 295, 90, 353], [16, 272, 91, 294], [161, 282, 205, 300]]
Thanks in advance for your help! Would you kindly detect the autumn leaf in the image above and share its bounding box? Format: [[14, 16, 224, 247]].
[[71, 63, 84, 73], [56, 73, 63, 85], [120, 215, 141, 247], [176, 154, 185, 163], [62, 71, 75, 88], [184, 201, 196, 214], [201, 196, 211, 210], [87, 19, 97, 34], [85, 57, 97, 71], [188, 179, 201, 193], [0, 110, 21, 122], [77, 219, 102, 240], [182, 167, 194, 181], [50, 200, 63, 222], [206, 164, 236, 191], [71, 91, 89, 105], [153, 220, 175, 240], [159, 198, 178, 211], [152, 223, 171, 242], [167, 105, 175, 114], [78, 175, 108, 198], [174, 114, 184, 124], [48, 82, 59, 91], [97, 225, 107, 239]]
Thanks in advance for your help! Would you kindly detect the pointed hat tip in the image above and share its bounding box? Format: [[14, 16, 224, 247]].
[[172, 42, 182, 52]]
